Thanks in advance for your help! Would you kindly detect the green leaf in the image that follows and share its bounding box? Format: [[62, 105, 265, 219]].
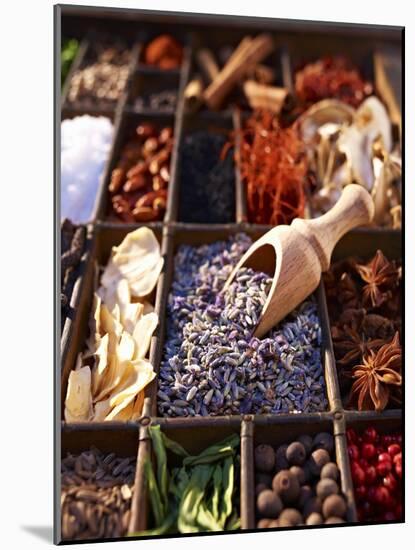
[[129, 510, 177, 537], [149, 426, 169, 512], [210, 465, 222, 521], [178, 465, 213, 533], [183, 434, 239, 467], [161, 432, 190, 457], [220, 456, 234, 526], [197, 502, 224, 532], [144, 459, 164, 527]]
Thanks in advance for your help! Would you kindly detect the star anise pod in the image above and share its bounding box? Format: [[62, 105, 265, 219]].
[[355, 250, 399, 309], [350, 332, 401, 411], [332, 324, 384, 367], [338, 272, 360, 310]]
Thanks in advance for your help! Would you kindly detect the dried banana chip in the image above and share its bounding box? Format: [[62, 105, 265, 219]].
[[64, 366, 93, 422]]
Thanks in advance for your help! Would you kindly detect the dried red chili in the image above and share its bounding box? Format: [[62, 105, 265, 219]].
[[235, 109, 308, 225], [295, 56, 373, 108]]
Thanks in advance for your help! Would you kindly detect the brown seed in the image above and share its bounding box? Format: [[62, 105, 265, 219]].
[[256, 483, 269, 497], [275, 444, 289, 470], [159, 164, 170, 183], [255, 444, 275, 473], [322, 494, 347, 519], [303, 496, 322, 518], [153, 174, 167, 191], [313, 432, 334, 454], [109, 168, 125, 193], [123, 174, 147, 193], [279, 508, 303, 526], [286, 441, 306, 466], [297, 434, 313, 455], [257, 518, 271, 529], [309, 448, 331, 476], [159, 127, 173, 144], [272, 470, 300, 505], [306, 512, 324, 525], [316, 478, 339, 500], [143, 137, 159, 157], [126, 161, 148, 180], [325, 516, 345, 524], [256, 489, 283, 518], [321, 462, 340, 481], [290, 465, 306, 485], [298, 485, 313, 508], [268, 519, 280, 528]]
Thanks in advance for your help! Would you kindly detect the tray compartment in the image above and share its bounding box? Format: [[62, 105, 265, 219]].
[[60, 224, 164, 420], [135, 415, 244, 535], [246, 413, 357, 529], [148, 224, 341, 417], [58, 422, 144, 544], [322, 231, 402, 413]]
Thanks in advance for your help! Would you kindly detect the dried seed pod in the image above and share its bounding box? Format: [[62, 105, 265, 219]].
[[278, 508, 303, 526], [309, 448, 331, 476], [272, 470, 300, 504], [255, 444, 276, 473], [132, 206, 159, 222], [109, 168, 125, 193], [322, 494, 347, 519], [320, 462, 340, 481], [126, 161, 148, 180], [306, 512, 324, 525], [256, 489, 283, 518], [286, 441, 307, 466], [136, 123, 156, 140], [142, 137, 159, 157], [316, 478, 339, 500], [159, 127, 173, 144]]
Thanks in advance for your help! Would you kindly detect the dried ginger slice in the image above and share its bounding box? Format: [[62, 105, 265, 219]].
[[64, 366, 93, 422]]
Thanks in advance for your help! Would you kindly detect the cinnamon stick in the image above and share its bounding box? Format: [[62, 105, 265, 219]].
[[243, 80, 291, 114], [204, 34, 275, 110], [196, 48, 220, 82]]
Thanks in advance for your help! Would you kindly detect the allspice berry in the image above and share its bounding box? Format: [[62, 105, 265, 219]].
[[306, 512, 324, 526], [286, 441, 306, 466], [257, 489, 283, 518], [313, 432, 334, 454], [290, 465, 306, 485], [272, 470, 300, 504], [268, 519, 280, 528], [325, 517, 345, 524], [303, 496, 322, 518], [275, 444, 289, 470], [322, 494, 347, 519], [255, 444, 275, 473], [298, 485, 313, 508], [316, 478, 339, 500], [256, 483, 269, 497], [297, 434, 313, 455], [309, 448, 331, 476], [278, 508, 303, 527], [257, 519, 271, 529], [321, 462, 340, 481]]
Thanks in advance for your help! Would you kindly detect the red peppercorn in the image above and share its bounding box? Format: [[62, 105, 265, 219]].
[[367, 486, 378, 504], [377, 461, 392, 477], [355, 485, 367, 501], [347, 428, 357, 444], [363, 427, 377, 444], [388, 444, 401, 457], [395, 462, 402, 479], [352, 464, 366, 486], [348, 444, 360, 461], [365, 466, 377, 485], [393, 452, 402, 464], [378, 452, 392, 463], [362, 443, 376, 460], [383, 473, 398, 492], [375, 486, 391, 506]]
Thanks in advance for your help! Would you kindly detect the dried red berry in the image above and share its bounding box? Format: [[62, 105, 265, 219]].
[[378, 453, 392, 463], [388, 444, 401, 457], [377, 461, 392, 477], [363, 427, 378, 443], [383, 473, 398, 492], [365, 466, 377, 485], [361, 443, 376, 460], [348, 444, 359, 461]]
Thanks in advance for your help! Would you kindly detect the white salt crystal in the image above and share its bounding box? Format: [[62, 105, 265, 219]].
[[61, 115, 113, 223]]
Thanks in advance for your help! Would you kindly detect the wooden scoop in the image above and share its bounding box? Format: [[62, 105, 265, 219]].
[[224, 184, 374, 338]]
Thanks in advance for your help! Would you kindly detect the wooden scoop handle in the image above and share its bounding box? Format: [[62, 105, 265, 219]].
[[292, 184, 374, 272]]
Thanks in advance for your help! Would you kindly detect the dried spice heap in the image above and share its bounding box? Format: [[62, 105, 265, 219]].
[[67, 42, 130, 106], [160, 234, 327, 417], [237, 110, 308, 225], [64, 228, 162, 422], [179, 132, 235, 223], [255, 432, 348, 527], [347, 426, 402, 522], [143, 34, 183, 69], [295, 56, 373, 108], [134, 89, 178, 112], [324, 250, 402, 411], [61, 448, 135, 540], [108, 124, 173, 222], [296, 97, 401, 227], [61, 219, 86, 331]]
